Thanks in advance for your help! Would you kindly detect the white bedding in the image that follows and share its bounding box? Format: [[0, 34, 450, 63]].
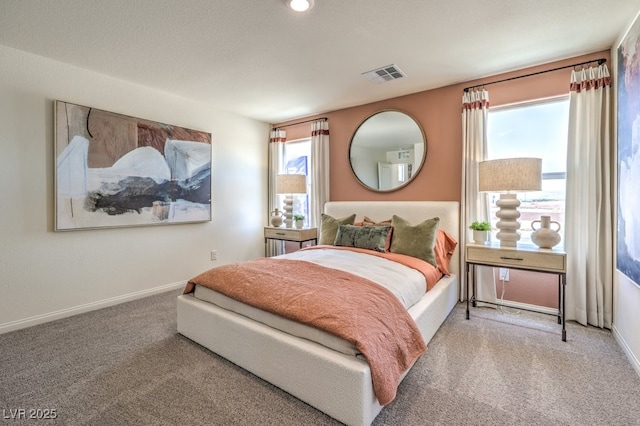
[[194, 246, 430, 356], [279, 247, 427, 308]]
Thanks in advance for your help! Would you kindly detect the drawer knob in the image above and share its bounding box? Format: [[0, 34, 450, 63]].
[[276, 232, 286, 236], [500, 256, 524, 261]]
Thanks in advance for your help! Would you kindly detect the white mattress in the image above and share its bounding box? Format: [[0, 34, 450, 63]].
[[193, 273, 457, 358], [194, 285, 360, 356], [193, 246, 434, 356]]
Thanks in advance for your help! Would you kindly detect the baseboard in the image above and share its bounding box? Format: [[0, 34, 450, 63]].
[[0, 281, 186, 335], [612, 324, 640, 378]]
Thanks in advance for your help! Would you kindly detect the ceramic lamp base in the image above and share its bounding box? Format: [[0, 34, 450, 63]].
[[283, 196, 293, 228], [495, 193, 521, 247]]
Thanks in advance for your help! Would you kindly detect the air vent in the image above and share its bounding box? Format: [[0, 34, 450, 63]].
[[362, 64, 406, 84]]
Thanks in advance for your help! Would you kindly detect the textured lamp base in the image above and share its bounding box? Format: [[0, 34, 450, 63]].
[[495, 193, 521, 247], [283, 196, 294, 228]]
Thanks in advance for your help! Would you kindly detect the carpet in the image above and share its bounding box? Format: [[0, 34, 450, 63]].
[[1, 290, 638, 425]]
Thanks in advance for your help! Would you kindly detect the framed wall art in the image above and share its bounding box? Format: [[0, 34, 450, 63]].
[[617, 16, 640, 287], [55, 101, 212, 231]]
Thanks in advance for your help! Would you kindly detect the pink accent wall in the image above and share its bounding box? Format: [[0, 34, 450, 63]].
[[276, 50, 610, 308], [282, 84, 463, 201]]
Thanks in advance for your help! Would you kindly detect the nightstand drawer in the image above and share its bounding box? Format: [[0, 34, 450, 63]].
[[265, 228, 299, 240], [264, 227, 317, 242], [466, 245, 566, 273]]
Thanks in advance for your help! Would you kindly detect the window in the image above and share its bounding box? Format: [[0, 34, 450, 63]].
[[487, 97, 569, 244], [280, 138, 311, 226]]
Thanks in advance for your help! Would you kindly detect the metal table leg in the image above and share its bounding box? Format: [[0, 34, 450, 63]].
[[466, 262, 470, 319], [557, 274, 562, 324], [561, 272, 566, 342]]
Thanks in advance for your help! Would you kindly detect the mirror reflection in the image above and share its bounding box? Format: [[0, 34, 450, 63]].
[[349, 110, 426, 192]]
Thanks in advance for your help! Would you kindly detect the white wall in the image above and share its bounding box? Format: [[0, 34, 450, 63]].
[[614, 275, 640, 374], [0, 44, 269, 333], [612, 11, 640, 376]]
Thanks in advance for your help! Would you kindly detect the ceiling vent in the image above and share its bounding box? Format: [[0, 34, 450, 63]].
[[362, 64, 406, 84]]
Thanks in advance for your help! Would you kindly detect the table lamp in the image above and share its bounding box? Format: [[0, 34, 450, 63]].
[[276, 174, 307, 228], [478, 158, 542, 247]]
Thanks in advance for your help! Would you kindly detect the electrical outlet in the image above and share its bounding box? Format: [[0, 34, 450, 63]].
[[499, 268, 509, 281], [210, 250, 217, 261]]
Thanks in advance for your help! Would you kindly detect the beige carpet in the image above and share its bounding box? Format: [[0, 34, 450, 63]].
[[1, 290, 639, 425]]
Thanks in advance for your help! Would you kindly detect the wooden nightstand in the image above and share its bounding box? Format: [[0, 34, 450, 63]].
[[465, 242, 567, 341], [264, 227, 318, 256]]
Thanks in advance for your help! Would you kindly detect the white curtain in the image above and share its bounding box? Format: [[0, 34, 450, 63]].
[[267, 128, 286, 256], [309, 120, 330, 227], [565, 64, 613, 328], [461, 89, 496, 304]]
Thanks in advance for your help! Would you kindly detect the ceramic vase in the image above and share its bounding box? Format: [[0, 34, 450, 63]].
[[270, 209, 284, 227], [531, 215, 561, 249]]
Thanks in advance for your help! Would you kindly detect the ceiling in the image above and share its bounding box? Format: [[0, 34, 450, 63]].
[[1, 0, 637, 124]]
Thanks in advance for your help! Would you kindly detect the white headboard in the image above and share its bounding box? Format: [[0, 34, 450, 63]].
[[324, 201, 460, 276]]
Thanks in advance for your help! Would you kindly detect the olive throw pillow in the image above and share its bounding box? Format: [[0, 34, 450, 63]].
[[319, 213, 356, 245], [390, 215, 440, 267], [334, 224, 393, 252]]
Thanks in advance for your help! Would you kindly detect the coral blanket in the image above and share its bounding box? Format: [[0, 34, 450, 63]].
[[184, 257, 427, 405]]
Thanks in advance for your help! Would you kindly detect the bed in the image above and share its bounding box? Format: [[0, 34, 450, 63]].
[[177, 201, 460, 426]]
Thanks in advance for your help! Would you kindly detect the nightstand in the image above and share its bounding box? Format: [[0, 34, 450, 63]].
[[465, 242, 567, 341], [264, 227, 318, 256]]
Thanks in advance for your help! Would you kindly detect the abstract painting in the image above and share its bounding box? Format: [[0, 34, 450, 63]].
[[55, 101, 212, 230], [617, 16, 640, 287]]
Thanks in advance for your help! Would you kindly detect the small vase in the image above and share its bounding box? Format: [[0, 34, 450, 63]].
[[295, 220, 304, 229], [531, 215, 561, 249], [270, 209, 284, 227], [473, 230, 489, 244]]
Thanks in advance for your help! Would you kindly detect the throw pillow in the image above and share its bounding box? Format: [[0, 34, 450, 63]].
[[319, 213, 356, 245], [334, 224, 393, 252], [390, 215, 440, 267], [362, 216, 393, 226], [434, 230, 458, 275]]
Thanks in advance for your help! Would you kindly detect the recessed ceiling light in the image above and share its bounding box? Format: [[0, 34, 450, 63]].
[[283, 0, 314, 12]]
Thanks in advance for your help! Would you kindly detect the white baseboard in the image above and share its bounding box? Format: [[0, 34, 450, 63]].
[[612, 324, 640, 378], [0, 281, 186, 335]]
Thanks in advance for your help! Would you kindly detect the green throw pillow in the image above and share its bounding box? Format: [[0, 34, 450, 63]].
[[319, 213, 356, 245], [334, 224, 393, 252], [390, 215, 440, 267]]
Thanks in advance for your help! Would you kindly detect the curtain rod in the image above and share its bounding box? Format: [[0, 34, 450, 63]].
[[272, 116, 327, 130], [463, 58, 607, 92]]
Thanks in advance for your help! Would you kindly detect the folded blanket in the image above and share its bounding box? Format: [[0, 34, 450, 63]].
[[184, 257, 427, 405]]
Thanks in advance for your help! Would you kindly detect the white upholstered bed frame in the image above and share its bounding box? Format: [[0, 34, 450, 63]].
[[177, 201, 460, 426]]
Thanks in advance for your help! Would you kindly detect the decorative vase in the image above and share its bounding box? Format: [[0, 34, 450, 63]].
[[295, 220, 304, 229], [473, 230, 489, 244], [531, 215, 561, 249], [270, 209, 284, 227]]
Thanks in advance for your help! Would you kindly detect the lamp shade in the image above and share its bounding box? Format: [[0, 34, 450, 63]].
[[277, 174, 306, 194], [479, 158, 542, 192]]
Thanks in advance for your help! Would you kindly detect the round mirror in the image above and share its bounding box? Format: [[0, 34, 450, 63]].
[[349, 110, 426, 192]]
